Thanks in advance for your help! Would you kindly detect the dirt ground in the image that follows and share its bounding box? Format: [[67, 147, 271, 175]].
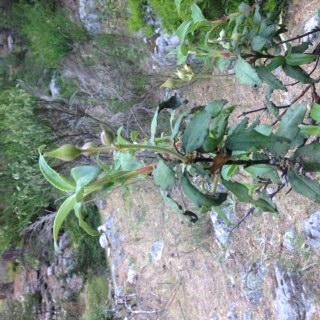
[[100, 1, 320, 319]]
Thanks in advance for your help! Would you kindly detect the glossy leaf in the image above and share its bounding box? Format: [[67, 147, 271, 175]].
[[266, 56, 285, 72], [288, 170, 320, 203], [53, 195, 77, 252], [181, 174, 227, 208], [235, 57, 262, 88], [38, 146, 75, 192], [153, 160, 175, 191]]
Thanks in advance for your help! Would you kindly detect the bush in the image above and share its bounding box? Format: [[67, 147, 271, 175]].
[[0, 87, 56, 253], [11, 0, 89, 68]]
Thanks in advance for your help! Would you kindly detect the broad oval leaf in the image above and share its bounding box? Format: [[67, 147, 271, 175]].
[[153, 160, 175, 191], [277, 103, 307, 141], [53, 195, 77, 252], [71, 166, 102, 189], [235, 57, 262, 88], [288, 170, 320, 203], [39, 146, 75, 192]]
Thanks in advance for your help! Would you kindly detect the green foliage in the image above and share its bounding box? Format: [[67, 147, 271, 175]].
[[81, 275, 113, 320], [39, 94, 320, 245], [66, 205, 108, 279], [0, 88, 56, 253], [11, 0, 88, 67]]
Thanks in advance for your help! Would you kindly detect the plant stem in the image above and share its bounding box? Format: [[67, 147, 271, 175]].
[[85, 144, 188, 162], [277, 27, 320, 44]]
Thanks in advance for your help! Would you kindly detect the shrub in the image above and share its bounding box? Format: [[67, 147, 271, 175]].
[[0, 87, 57, 253]]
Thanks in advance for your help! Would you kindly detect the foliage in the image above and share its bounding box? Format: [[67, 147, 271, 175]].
[[39, 95, 320, 248], [66, 205, 108, 279], [0, 87, 56, 254], [11, 0, 88, 68], [81, 275, 113, 320]]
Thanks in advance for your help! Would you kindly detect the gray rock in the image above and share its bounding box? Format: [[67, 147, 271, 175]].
[[79, 0, 102, 34], [283, 228, 298, 253], [304, 15, 320, 42], [303, 211, 320, 249], [244, 308, 252, 320], [274, 266, 315, 320], [242, 262, 265, 306], [58, 232, 71, 250], [150, 240, 164, 261], [210, 205, 236, 246]]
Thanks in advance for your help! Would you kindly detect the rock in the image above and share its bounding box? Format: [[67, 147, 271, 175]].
[[242, 262, 265, 306], [58, 232, 71, 250], [210, 205, 236, 246], [49, 77, 61, 97], [304, 15, 320, 42], [127, 266, 137, 285], [303, 211, 320, 249], [47, 266, 55, 277], [150, 240, 164, 261], [228, 303, 239, 320], [99, 233, 109, 249], [79, 0, 102, 34], [274, 265, 315, 320], [283, 227, 298, 253]]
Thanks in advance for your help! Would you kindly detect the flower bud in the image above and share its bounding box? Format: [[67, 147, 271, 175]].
[[160, 79, 178, 88], [81, 142, 97, 157], [100, 126, 115, 145], [44, 144, 82, 161]]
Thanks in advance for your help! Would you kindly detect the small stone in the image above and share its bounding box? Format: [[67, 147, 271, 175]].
[[303, 211, 320, 249], [99, 233, 109, 249], [58, 232, 71, 250], [150, 240, 164, 261], [304, 15, 320, 42], [283, 228, 298, 253]]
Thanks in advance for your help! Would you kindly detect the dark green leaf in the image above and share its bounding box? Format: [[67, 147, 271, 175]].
[[288, 170, 320, 203], [222, 179, 252, 203], [285, 53, 318, 66], [181, 174, 227, 207], [205, 99, 228, 117], [292, 144, 320, 171], [282, 64, 316, 84], [255, 66, 286, 90], [252, 36, 268, 51], [291, 42, 311, 54], [277, 103, 307, 141], [266, 56, 285, 72], [171, 110, 191, 142], [153, 160, 175, 191]]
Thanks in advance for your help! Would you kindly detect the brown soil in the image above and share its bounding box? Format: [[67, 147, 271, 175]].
[[101, 1, 320, 319]]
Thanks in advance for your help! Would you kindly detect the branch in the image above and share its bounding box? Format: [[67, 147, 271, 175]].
[[277, 27, 320, 44]]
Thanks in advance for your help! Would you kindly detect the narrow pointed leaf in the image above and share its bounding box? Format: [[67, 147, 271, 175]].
[[53, 195, 77, 252], [292, 144, 320, 171], [311, 103, 320, 122], [255, 66, 286, 90], [74, 203, 100, 236], [282, 64, 316, 84], [288, 170, 320, 203], [150, 106, 159, 145], [39, 146, 75, 192]]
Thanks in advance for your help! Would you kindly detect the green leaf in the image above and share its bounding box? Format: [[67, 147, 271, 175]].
[[266, 56, 285, 72], [265, 87, 280, 119], [285, 53, 318, 66], [153, 160, 175, 191], [292, 144, 320, 172], [117, 127, 130, 144], [221, 165, 239, 181], [176, 19, 192, 42], [44, 144, 82, 161], [299, 125, 320, 136], [114, 152, 144, 171], [222, 179, 252, 203], [282, 64, 316, 84], [74, 203, 100, 236], [38, 146, 75, 192], [255, 124, 273, 136], [226, 128, 281, 152], [252, 36, 269, 51], [245, 164, 281, 184], [277, 103, 307, 141], [288, 170, 320, 203], [255, 66, 286, 90], [181, 174, 227, 208], [311, 103, 320, 122], [171, 110, 191, 142], [150, 106, 159, 145], [191, 3, 205, 22], [205, 99, 228, 117], [291, 42, 310, 54], [53, 195, 77, 252], [235, 57, 262, 88], [175, 0, 182, 15]]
